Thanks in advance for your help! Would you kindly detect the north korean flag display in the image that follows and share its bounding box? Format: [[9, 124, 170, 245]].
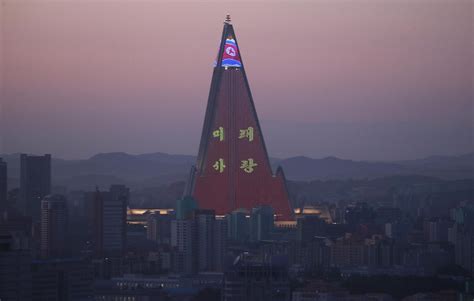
[[221, 38, 242, 67]]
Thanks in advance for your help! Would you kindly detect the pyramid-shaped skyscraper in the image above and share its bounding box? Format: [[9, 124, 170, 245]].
[[185, 16, 293, 220]]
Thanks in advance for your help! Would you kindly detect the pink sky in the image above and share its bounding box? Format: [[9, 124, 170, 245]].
[[0, 0, 472, 160]]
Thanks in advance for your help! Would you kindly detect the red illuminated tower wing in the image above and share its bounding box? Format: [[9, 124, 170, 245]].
[[186, 16, 293, 221]]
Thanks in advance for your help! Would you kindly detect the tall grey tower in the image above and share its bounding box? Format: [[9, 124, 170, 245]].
[[20, 154, 52, 221], [85, 186, 127, 258], [0, 158, 7, 211]]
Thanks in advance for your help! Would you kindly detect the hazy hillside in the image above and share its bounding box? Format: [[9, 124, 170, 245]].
[[287, 176, 474, 210], [395, 153, 474, 179], [1, 152, 472, 191], [1, 152, 193, 190], [274, 156, 407, 181], [274, 153, 473, 181]]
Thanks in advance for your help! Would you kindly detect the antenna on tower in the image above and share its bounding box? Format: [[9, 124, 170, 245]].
[[225, 14, 231, 24]]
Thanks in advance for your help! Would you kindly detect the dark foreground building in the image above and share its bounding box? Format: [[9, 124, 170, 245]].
[[31, 258, 93, 301], [0, 233, 32, 301], [186, 16, 293, 220], [223, 253, 290, 301]]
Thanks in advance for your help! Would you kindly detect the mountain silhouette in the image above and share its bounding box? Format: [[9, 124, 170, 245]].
[[1, 152, 472, 190]]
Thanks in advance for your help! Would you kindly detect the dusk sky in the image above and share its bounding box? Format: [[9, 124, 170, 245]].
[[0, 0, 472, 161]]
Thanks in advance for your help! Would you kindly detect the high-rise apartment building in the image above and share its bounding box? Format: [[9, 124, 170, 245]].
[[227, 209, 250, 242], [249, 205, 274, 241], [195, 209, 215, 271], [171, 208, 228, 274], [146, 212, 172, 244], [171, 218, 196, 274], [40, 194, 68, 258], [214, 216, 228, 271]]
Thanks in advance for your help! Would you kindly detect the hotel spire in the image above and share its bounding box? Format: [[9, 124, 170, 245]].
[[186, 17, 293, 220]]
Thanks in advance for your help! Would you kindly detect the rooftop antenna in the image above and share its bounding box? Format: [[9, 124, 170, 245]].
[[225, 13, 231, 24]]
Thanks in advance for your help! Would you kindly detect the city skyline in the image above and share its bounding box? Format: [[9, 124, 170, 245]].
[[1, 2, 474, 300], [1, 0, 472, 161], [1, 3, 473, 300]]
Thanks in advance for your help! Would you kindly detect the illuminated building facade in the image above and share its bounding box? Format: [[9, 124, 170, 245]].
[[186, 16, 293, 220]]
